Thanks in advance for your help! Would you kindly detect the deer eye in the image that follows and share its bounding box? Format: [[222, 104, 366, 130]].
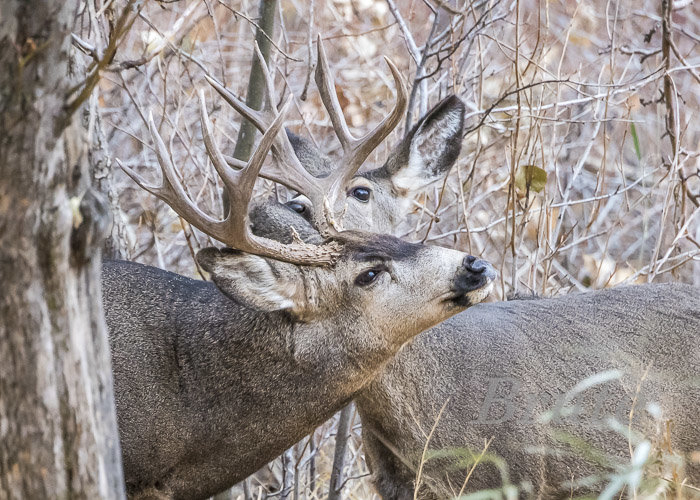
[[287, 200, 307, 214], [349, 186, 371, 202], [354, 268, 384, 287]]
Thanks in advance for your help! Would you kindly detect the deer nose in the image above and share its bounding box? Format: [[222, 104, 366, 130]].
[[463, 255, 497, 281], [450, 255, 496, 306]]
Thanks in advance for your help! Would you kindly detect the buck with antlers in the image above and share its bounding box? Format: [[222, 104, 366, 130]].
[[103, 43, 495, 500], [259, 42, 700, 499]]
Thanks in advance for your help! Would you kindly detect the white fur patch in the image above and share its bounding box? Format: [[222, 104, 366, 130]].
[[466, 281, 494, 305], [225, 255, 301, 312], [392, 153, 432, 192], [255, 287, 296, 311], [245, 267, 301, 311]]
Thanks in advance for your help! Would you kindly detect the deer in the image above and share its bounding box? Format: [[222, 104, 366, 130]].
[[248, 40, 700, 499], [102, 44, 496, 500]]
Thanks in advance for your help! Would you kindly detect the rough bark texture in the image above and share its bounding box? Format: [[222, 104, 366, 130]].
[[88, 93, 131, 260], [0, 1, 125, 498]]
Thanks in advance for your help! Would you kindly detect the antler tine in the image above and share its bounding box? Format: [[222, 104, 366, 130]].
[[118, 113, 223, 241], [252, 42, 278, 114], [344, 56, 407, 172], [315, 34, 355, 152], [117, 158, 155, 194], [199, 90, 248, 208], [203, 41, 276, 129], [315, 35, 408, 184], [204, 74, 268, 135]]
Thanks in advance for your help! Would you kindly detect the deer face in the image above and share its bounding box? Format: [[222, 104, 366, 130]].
[[286, 96, 465, 234], [197, 232, 494, 347], [124, 47, 494, 365]]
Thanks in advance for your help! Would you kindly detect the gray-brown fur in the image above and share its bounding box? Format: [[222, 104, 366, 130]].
[[103, 223, 494, 499], [249, 198, 323, 245], [282, 95, 700, 497], [356, 285, 700, 498]]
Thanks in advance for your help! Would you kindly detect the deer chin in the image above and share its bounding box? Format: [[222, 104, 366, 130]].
[[441, 278, 495, 309], [462, 280, 494, 306]]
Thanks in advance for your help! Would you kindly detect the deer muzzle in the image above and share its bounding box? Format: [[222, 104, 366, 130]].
[[449, 255, 497, 307]]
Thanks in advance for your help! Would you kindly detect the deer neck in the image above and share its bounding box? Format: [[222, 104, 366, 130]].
[[286, 314, 404, 400]]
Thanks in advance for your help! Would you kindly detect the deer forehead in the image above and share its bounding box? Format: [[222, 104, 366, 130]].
[[340, 233, 423, 263]]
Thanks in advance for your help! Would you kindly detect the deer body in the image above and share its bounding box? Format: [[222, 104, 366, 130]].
[[105, 261, 307, 498], [356, 284, 700, 498]]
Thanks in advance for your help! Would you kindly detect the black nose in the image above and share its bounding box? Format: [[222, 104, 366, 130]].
[[463, 255, 496, 279], [454, 255, 497, 294], [464, 255, 483, 274], [450, 256, 495, 307]]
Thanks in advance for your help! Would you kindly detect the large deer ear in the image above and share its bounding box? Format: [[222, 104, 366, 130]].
[[197, 247, 308, 315], [373, 95, 465, 192]]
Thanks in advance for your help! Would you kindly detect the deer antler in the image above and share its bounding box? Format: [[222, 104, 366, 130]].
[[206, 38, 407, 230], [118, 91, 342, 266], [315, 35, 408, 177], [205, 44, 341, 235], [314, 35, 408, 212]]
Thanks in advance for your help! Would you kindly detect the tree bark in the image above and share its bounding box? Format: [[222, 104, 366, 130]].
[[88, 91, 131, 261], [0, 1, 125, 498]]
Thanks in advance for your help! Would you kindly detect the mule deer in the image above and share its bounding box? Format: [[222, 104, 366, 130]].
[[266, 52, 700, 497], [103, 46, 495, 500]]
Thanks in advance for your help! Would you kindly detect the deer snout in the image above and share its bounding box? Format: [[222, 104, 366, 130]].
[[450, 255, 496, 307]]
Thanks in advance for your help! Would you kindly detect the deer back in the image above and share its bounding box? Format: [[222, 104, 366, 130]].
[[355, 283, 700, 497]]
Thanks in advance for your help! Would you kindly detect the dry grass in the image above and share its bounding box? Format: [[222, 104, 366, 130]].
[[73, 0, 700, 497]]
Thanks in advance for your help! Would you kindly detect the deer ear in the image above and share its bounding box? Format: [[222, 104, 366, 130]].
[[197, 247, 307, 314], [378, 95, 465, 192]]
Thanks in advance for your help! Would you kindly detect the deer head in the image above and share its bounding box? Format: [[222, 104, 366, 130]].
[[212, 38, 465, 235], [117, 45, 495, 345], [286, 94, 465, 234]]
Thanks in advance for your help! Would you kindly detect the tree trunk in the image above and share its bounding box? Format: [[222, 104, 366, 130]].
[[231, 0, 279, 163], [88, 90, 131, 261], [0, 1, 125, 498]]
